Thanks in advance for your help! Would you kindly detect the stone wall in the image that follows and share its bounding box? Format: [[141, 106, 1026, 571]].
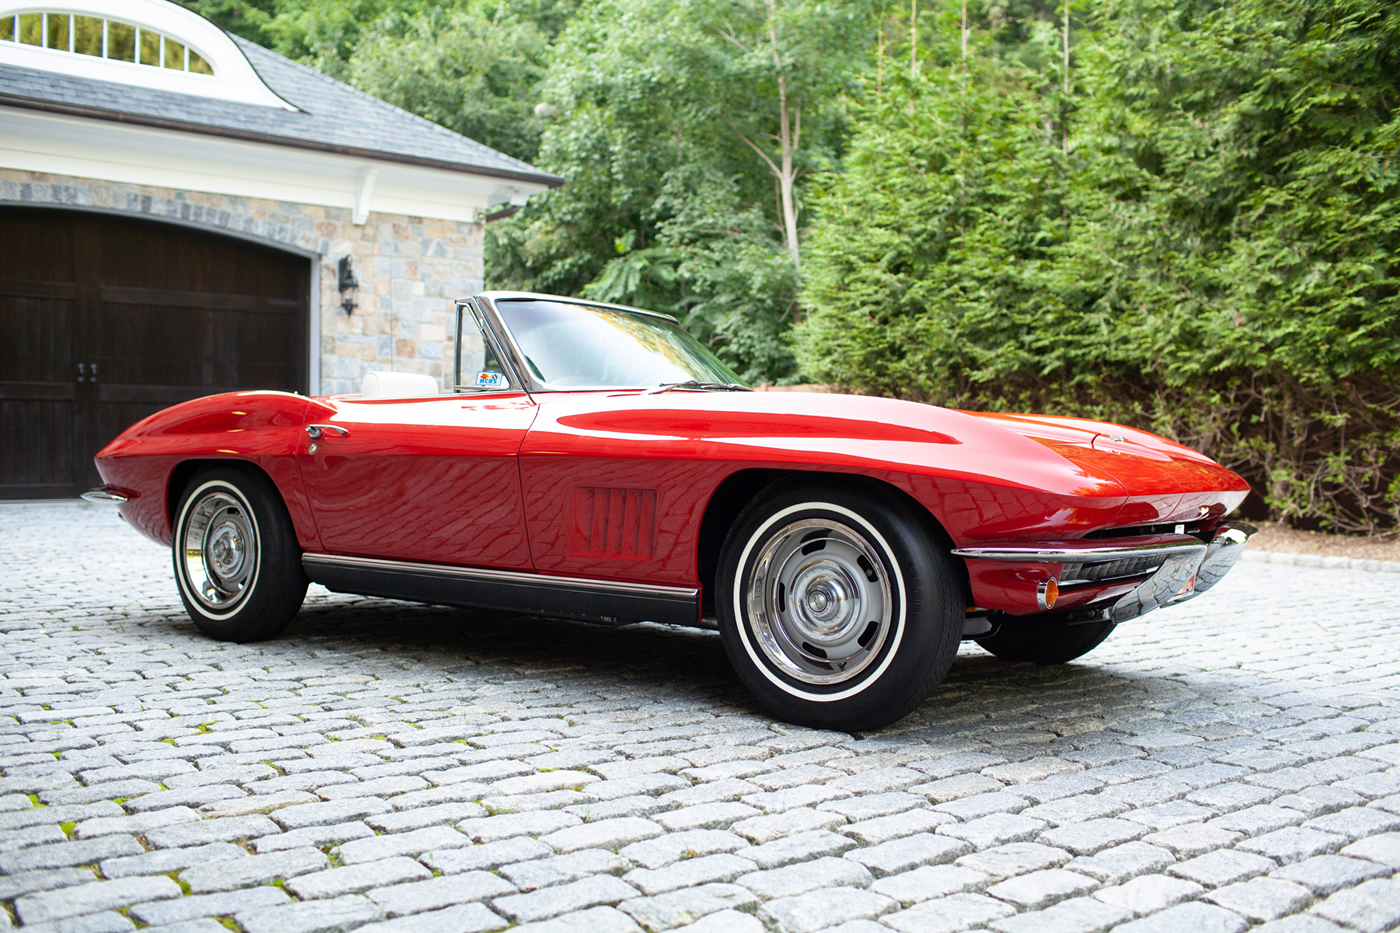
[[1, 169, 483, 395]]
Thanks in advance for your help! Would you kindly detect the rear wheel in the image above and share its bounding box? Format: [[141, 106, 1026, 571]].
[[717, 482, 963, 731], [173, 465, 307, 642], [975, 616, 1116, 664]]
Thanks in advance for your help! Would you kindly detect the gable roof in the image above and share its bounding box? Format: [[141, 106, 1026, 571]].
[[0, 32, 562, 187]]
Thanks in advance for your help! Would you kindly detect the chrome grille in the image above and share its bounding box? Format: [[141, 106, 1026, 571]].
[[1061, 555, 1162, 586]]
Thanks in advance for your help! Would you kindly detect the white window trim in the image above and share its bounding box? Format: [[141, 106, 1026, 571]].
[[0, 0, 295, 110]]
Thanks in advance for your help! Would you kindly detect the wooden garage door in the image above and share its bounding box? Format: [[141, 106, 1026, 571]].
[[0, 208, 309, 499]]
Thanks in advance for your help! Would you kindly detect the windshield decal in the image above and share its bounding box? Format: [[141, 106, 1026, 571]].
[[474, 371, 507, 389]]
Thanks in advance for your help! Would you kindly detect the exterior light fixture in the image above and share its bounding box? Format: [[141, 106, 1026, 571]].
[[338, 255, 358, 314]]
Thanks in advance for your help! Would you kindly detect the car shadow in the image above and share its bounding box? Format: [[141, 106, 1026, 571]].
[[237, 592, 1163, 741]]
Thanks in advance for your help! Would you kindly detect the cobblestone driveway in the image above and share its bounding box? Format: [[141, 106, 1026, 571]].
[[3, 503, 1400, 933]]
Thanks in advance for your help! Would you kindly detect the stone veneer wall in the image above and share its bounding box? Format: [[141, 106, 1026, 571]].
[[1, 169, 483, 396]]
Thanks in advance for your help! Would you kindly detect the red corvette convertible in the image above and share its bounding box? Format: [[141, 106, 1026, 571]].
[[89, 293, 1255, 730]]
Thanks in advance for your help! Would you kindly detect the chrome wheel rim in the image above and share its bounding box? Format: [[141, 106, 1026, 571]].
[[745, 517, 892, 685], [182, 489, 259, 612]]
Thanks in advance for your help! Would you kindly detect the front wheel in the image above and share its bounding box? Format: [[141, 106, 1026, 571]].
[[173, 465, 307, 642], [717, 483, 963, 732]]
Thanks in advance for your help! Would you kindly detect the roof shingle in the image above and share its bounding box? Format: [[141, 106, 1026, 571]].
[[0, 34, 561, 186]]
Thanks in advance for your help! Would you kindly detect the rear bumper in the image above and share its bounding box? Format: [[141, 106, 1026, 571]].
[[954, 523, 1257, 622]]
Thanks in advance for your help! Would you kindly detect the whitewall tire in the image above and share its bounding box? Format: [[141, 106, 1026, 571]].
[[717, 481, 962, 731], [173, 465, 307, 642]]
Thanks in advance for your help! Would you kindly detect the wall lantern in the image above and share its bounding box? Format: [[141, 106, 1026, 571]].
[[337, 255, 358, 314]]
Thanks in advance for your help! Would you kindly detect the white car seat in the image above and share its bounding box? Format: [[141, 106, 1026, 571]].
[[361, 371, 440, 399]]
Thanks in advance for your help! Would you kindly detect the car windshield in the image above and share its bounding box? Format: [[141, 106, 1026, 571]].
[[494, 298, 746, 390]]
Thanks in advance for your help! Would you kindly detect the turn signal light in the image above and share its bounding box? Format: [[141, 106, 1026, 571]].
[[1036, 578, 1060, 611]]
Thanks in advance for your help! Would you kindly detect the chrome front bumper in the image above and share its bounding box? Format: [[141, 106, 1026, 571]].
[[954, 523, 1257, 624]]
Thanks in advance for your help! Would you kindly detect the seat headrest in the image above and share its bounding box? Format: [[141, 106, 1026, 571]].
[[361, 371, 440, 399]]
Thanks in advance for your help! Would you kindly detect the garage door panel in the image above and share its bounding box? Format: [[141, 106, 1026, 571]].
[[0, 397, 76, 497], [1, 207, 309, 499], [0, 292, 76, 384], [98, 290, 304, 392]]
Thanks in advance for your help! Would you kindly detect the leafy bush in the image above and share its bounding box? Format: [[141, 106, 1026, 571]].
[[799, 0, 1400, 532]]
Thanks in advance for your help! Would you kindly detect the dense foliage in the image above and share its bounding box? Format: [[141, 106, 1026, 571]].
[[800, 0, 1400, 532], [183, 0, 1400, 530]]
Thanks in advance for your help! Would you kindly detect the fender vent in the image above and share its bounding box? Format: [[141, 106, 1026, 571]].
[[570, 487, 658, 560]]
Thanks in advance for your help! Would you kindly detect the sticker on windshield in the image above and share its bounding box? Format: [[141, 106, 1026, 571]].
[[474, 371, 506, 389]]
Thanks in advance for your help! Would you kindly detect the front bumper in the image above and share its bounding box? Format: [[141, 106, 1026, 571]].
[[954, 523, 1257, 623]]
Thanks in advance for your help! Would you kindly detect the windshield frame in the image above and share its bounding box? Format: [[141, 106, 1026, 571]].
[[473, 291, 745, 394]]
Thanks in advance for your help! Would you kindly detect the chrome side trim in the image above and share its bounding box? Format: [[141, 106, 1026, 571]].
[[952, 541, 1207, 564], [301, 553, 698, 599], [81, 487, 128, 503]]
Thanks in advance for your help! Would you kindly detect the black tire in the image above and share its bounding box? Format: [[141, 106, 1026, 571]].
[[172, 465, 307, 642], [716, 482, 963, 732], [975, 616, 1116, 664]]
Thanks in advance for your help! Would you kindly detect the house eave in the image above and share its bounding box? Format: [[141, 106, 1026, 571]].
[[0, 92, 566, 189]]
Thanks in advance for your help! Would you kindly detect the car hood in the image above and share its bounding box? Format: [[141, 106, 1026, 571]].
[[526, 389, 1244, 505]]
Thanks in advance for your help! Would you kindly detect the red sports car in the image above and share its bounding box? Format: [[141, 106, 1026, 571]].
[[89, 293, 1255, 730]]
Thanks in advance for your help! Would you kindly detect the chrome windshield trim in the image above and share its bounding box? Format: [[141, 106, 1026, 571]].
[[952, 541, 1208, 564], [301, 553, 699, 600], [81, 487, 128, 503]]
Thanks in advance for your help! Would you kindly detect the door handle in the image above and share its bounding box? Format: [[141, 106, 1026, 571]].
[[306, 424, 349, 439]]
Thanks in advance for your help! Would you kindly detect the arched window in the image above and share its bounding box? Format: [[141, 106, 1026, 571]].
[[2, 10, 213, 74]]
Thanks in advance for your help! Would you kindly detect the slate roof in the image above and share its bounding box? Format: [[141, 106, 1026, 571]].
[[0, 34, 562, 186]]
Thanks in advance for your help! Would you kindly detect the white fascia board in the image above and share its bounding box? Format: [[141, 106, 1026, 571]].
[[0, 107, 551, 223]]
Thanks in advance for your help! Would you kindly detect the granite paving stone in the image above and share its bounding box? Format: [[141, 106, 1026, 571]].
[[986, 896, 1130, 933], [351, 903, 507, 933], [759, 887, 896, 933], [618, 829, 750, 869], [365, 872, 516, 917], [741, 829, 858, 868], [1204, 877, 1314, 922], [872, 864, 990, 905], [98, 841, 247, 878], [178, 846, 329, 893], [251, 820, 376, 853], [622, 852, 757, 896], [735, 855, 871, 899], [235, 894, 383, 933], [844, 832, 969, 876], [490, 875, 639, 924], [1111, 901, 1248, 933], [16, 877, 182, 925], [130, 889, 293, 929], [1166, 848, 1275, 887], [285, 856, 432, 899], [6, 508, 1400, 933], [984, 868, 1098, 909], [496, 849, 627, 892], [1339, 832, 1400, 868], [882, 892, 1017, 933], [507, 905, 642, 933], [1092, 874, 1203, 915], [1308, 877, 1400, 932], [421, 838, 554, 874], [616, 882, 757, 931], [1269, 854, 1390, 895], [841, 807, 955, 845], [1237, 827, 1347, 863]]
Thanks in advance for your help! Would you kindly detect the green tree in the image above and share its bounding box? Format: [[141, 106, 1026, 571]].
[[348, 6, 552, 162], [800, 0, 1400, 531], [488, 0, 874, 382]]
